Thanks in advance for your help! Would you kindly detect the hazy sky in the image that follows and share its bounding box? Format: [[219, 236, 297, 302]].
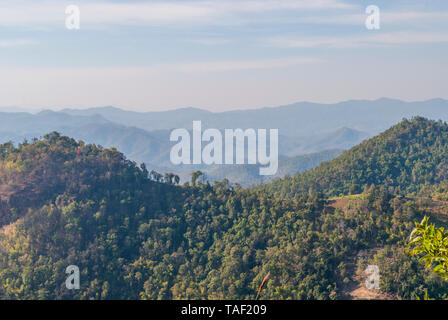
[[1, 0, 447, 112]]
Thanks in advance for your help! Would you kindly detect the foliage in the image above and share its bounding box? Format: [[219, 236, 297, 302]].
[[408, 216, 448, 281], [1, 118, 448, 300]]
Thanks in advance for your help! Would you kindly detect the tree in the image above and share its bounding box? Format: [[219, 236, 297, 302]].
[[349, 184, 361, 195], [191, 171, 204, 185], [408, 216, 448, 281]]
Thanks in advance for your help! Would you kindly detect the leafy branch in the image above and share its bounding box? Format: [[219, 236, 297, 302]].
[[408, 216, 448, 281]]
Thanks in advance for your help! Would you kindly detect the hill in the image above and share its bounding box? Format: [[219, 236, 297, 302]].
[[265, 117, 448, 198], [1, 125, 448, 300]]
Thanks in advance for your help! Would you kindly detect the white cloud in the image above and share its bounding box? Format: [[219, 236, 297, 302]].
[[371, 32, 448, 45], [382, 11, 448, 24], [277, 10, 448, 26], [0, 0, 354, 27], [184, 38, 232, 46], [2, 0, 447, 33], [268, 32, 448, 48], [216, 0, 354, 12], [1, 1, 447, 30], [0, 39, 38, 47]]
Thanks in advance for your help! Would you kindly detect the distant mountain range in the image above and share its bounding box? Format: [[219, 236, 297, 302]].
[[0, 98, 447, 184], [60, 98, 448, 136]]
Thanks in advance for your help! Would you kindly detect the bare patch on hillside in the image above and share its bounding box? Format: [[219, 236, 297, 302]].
[[348, 282, 394, 300]]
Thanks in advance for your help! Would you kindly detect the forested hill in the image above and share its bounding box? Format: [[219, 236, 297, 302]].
[[265, 117, 448, 198], [0, 132, 180, 228], [1, 122, 448, 300], [0, 134, 338, 300]]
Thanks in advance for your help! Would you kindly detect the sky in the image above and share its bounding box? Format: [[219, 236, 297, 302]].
[[0, 0, 447, 112]]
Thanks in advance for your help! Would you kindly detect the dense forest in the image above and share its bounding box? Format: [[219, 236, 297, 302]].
[[264, 117, 448, 198], [1, 118, 448, 299]]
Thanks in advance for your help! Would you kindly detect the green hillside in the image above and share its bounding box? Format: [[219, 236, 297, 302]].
[[1, 120, 448, 300], [265, 117, 448, 198]]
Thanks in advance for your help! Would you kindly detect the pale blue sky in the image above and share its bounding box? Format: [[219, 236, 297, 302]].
[[0, 0, 447, 111]]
